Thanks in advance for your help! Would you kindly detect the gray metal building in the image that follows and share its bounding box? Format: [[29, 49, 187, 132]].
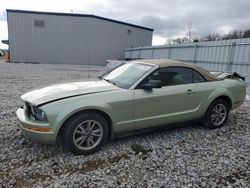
[[7, 9, 153, 65]]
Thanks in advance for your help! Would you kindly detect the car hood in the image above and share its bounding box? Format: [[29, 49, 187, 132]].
[[21, 80, 120, 106]]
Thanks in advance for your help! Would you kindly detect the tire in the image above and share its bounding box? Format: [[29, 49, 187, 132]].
[[63, 113, 109, 155], [202, 99, 230, 129]]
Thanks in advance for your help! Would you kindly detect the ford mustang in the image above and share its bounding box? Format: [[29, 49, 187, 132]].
[[16, 59, 246, 155]]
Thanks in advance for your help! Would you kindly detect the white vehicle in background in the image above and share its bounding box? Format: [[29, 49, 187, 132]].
[[107, 59, 128, 70]]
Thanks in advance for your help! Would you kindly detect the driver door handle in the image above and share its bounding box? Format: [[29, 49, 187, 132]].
[[185, 89, 194, 95]]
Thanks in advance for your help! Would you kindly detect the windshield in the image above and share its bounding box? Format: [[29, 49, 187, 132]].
[[102, 63, 153, 89]]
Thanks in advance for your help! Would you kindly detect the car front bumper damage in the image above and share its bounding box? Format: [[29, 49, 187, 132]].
[[16, 108, 56, 144]]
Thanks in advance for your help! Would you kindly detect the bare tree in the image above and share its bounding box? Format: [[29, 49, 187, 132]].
[[243, 29, 250, 38]]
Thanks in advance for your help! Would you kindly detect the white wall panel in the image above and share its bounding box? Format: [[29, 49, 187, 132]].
[[125, 38, 250, 83]]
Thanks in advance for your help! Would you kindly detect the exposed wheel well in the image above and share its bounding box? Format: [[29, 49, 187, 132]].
[[57, 109, 113, 143], [212, 95, 232, 110]]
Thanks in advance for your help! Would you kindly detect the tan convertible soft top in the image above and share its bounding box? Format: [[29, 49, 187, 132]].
[[132, 59, 219, 81]]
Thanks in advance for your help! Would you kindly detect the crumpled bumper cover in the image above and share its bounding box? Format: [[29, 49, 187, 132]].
[[16, 107, 56, 144]]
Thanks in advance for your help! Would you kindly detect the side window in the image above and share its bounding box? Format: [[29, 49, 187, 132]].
[[149, 67, 192, 86], [193, 70, 206, 83], [136, 67, 206, 89], [170, 68, 192, 85]]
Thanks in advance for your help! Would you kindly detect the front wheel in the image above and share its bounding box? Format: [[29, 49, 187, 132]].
[[63, 113, 109, 155], [202, 99, 230, 129]]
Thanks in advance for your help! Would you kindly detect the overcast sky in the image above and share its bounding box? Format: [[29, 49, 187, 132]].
[[0, 0, 250, 49]]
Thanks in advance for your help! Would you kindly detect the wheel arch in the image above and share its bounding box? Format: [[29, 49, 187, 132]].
[[56, 109, 114, 143], [202, 94, 232, 119], [204, 86, 234, 113], [210, 95, 232, 110], [201, 95, 232, 128], [200, 91, 233, 120]]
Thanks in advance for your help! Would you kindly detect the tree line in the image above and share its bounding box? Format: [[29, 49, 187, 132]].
[[166, 28, 250, 44], [204, 29, 250, 41]]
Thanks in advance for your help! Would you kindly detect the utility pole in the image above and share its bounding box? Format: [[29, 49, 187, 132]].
[[187, 21, 192, 42]]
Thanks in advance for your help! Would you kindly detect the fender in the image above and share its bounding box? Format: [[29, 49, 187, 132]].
[[40, 97, 114, 136]]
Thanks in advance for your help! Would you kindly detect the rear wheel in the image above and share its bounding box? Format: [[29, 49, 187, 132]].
[[202, 99, 230, 129], [63, 113, 109, 155]]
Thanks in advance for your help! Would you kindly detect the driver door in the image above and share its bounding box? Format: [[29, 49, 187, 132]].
[[133, 67, 203, 130]]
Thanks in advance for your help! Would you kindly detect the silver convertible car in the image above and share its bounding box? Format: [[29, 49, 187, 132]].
[[16, 59, 246, 155]]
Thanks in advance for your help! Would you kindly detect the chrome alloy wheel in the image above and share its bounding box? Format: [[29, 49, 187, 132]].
[[73, 120, 103, 150], [211, 104, 227, 126]]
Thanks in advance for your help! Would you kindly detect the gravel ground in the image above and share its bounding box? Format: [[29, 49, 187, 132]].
[[0, 62, 249, 188]]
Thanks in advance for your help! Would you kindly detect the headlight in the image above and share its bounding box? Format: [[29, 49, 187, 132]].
[[33, 107, 47, 122]]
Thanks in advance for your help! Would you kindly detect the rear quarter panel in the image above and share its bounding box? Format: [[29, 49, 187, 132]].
[[222, 79, 246, 109], [198, 79, 246, 116]]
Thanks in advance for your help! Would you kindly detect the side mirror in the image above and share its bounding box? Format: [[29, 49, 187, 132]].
[[142, 80, 162, 90]]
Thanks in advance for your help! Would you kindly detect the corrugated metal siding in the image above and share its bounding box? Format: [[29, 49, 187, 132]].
[[125, 38, 250, 83], [8, 12, 152, 65]]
